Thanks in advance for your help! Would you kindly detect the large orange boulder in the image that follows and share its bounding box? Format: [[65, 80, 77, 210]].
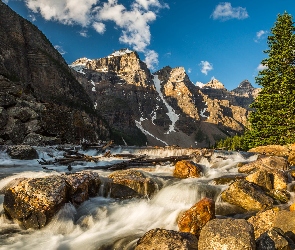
[[178, 197, 215, 236], [173, 160, 203, 178]]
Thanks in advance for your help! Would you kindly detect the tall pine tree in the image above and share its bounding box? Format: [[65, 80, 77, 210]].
[[245, 12, 295, 148]]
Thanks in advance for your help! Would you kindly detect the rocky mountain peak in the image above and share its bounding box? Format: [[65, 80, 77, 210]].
[[107, 48, 134, 58], [236, 79, 254, 90], [231, 79, 260, 98], [203, 79, 226, 90]]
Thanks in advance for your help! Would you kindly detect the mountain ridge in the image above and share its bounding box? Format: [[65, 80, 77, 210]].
[[71, 49, 260, 147]]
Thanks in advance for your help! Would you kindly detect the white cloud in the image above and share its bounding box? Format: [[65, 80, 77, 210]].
[[3, 0, 9, 4], [144, 50, 158, 70], [92, 22, 106, 34], [28, 14, 36, 22], [187, 68, 192, 74], [257, 63, 268, 71], [25, 0, 98, 26], [199, 61, 213, 75], [254, 30, 268, 43], [79, 30, 88, 37], [23, 0, 167, 70], [211, 2, 248, 21], [96, 0, 157, 52], [54, 45, 66, 55]]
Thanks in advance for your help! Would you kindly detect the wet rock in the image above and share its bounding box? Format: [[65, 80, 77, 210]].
[[248, 145, 289, 157], [273, 210, 295, 235], [238, 156, 290, 173], [290, 203, 295, 211], [211, 174, 245, 185], [221, 179, 274, 211], [62, 171, 101, 206], [246, 169, 273, 191], [173, 160, 203, 178], [3, 176, 68, 229], [268, 189, 290, 203], [178, 197, 215, 236], [3, 172, 101, 229], [7, 145, 38, 160], [248, 208, 280, 239], [198, 218, 256, 250], [108, 170, 158, 199], [135, 228, 198, 250], [256, 227, 295, 250], [288, 144, 295, 166]]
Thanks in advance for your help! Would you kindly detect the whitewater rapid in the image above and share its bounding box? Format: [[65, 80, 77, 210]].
[[0, 146, 257, 250]]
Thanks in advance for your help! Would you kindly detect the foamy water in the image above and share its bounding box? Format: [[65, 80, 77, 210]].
[[0, 146, 258, 250]]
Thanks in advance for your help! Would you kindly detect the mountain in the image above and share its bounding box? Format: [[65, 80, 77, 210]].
[[0, 2, 260, 147], [0, 1, 109, 145], [71, 50, 260, 147]]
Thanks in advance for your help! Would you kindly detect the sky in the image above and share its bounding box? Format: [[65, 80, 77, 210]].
[[3, 0, 295, 90]]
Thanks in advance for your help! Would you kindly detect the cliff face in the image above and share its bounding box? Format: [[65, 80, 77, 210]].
[[0, 2, 109, 145], [72, 50, 259, 147]]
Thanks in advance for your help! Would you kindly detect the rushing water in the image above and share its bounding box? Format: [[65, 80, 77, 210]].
[[0, 146, 258, 250]]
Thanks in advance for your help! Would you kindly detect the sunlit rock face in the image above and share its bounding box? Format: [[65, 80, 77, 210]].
[[0, 2, 110, 145], [72, 49, 259, 147]]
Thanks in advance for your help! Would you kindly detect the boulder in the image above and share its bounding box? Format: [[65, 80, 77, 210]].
[[7, 145, 38, 159], [288, 143, 295, 166], [3, 171, 101, 229], [198, 218, 256, 250], [221, 179, 274, 211], [135, 228, 198, 250], [0, 107, 8, 129], [246, 169, 273, 191], [245, 169, 289, 200], [256, 227, 295, 250], [211, 174, 245, 185], [173, 160, 203, 178], [248, 145, 289, 157], [178, 197, 215, 236], [238, 156, 289, 173], [273, 210, 295, 235], [290, 203, 295, 211], [7, 106, 37, 122], [62, 171, 101, 206], [108, 170, 158, 199], [247, 208, 280, 239], [268, 189, 290, 204], [3, 175, 68, 229]]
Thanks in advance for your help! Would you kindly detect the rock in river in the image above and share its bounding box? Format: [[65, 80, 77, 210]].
[[178, 197, 215, 236], [135, 228, 198, 250], [3, 171, 101, 229], [6, 145, 38, 160]]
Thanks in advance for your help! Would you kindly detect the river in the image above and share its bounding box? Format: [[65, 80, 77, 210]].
[[0, 146, 258, 250]]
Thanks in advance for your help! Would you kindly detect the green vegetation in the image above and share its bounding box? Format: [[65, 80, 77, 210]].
[[243, 12, 295, 148], [215, 135, 247, 151]]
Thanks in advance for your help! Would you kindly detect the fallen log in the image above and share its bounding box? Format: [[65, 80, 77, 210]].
[[89, 154, 194, 171]]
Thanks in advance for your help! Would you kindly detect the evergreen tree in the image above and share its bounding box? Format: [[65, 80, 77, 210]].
[[245, 12, 295, 148]]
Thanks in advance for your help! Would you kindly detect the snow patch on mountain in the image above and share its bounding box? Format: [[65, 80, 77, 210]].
[[153, 74, 179, 134], [135, 118, 168, 145], [108, 49, 133, 58]]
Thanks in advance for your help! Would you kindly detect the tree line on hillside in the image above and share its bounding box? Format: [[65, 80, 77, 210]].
[[216, 11, 295, 151]]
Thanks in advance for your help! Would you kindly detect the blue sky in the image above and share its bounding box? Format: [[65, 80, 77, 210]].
[[4, 0, 295, 90]]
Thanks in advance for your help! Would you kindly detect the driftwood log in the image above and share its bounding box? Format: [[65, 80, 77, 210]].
[[89, 154, 194, 171]]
